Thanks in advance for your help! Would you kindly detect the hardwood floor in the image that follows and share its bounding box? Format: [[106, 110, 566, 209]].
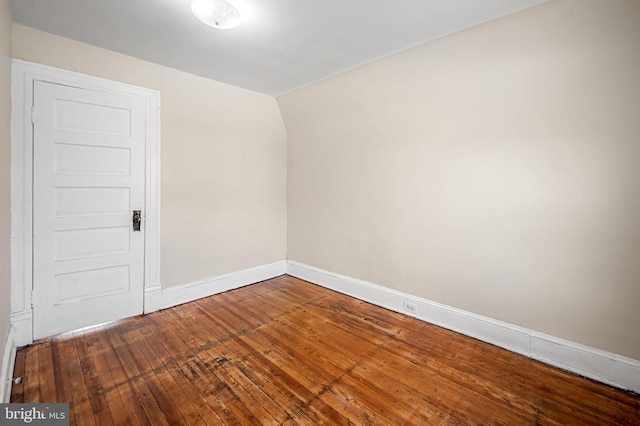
[[11, 275, 640, 425]]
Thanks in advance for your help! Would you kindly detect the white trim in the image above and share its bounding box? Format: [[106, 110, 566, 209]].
[[161, 261, 287, 309], [1, 327, 17, 403], [286, 261, 640, 393], [10, 60, 161, 344], [9, 312, 32, 348], [530, 332, 640, 394], [143, 78, 162, 313], [144, 285, 163, 314]]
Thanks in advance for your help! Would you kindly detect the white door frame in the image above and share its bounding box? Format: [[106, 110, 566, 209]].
[[10, 60, 162, 346]]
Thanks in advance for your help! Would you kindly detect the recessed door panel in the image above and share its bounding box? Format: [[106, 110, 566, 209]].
[[54, 187, 130, 217], [54, 226, 130, 261], [54, 143, 131, 176], [55, 265, 130, 304], [54, 99, 132, 136]]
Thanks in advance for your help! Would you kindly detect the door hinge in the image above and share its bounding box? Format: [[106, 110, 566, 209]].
[[30, 290, 35, 309], [30, 106, 35, 125]]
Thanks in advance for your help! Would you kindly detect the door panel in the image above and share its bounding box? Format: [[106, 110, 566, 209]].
[[54, 187, 131, 216], [55, 265, 130, 302], [54, 143, 131, 176], [54, 99, 133, 136], [33, 80, 146, 339], [53, 226, 130, 261]]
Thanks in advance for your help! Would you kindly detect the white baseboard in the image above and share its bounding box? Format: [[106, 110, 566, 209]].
[[161, 261, 287, 310], [1, 327, 17, 403], [144, 284, 162, 314], [10, 311, 32, 348], [530, 332, 640, 394], [286, 260, 640, 393]]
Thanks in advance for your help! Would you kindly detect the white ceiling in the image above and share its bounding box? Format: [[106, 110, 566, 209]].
[[10, 0, 548, 96]]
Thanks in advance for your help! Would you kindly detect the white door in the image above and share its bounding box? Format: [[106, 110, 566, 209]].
[[32, 80, 147, 339]]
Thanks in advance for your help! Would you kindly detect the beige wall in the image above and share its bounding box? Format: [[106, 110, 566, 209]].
[[0, 0, 12, 354], [12, 24, 287, 288], [279, 0, 640, 360]]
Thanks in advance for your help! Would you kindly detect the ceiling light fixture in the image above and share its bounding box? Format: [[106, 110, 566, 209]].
[[191, 0, 242, 30]]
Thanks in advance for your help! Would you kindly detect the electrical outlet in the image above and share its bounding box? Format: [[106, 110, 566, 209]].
[[403, 300, 417, 315]]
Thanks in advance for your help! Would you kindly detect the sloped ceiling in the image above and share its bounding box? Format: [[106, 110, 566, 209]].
[[10, 0, 548, 95]]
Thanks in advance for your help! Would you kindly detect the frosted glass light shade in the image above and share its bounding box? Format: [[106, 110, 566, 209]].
[[191, 0, 242, 29]]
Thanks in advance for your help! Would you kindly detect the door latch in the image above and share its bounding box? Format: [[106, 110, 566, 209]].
[[132, 210, 142, 231]]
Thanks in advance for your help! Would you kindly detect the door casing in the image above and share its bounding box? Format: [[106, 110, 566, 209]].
[[10, 60, 162, 346]]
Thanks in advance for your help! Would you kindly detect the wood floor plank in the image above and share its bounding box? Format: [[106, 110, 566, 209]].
[[382, 322, 631, 424], [355, 348, 540, 426], [278, 307, 381, 364], [218, 293, 352, 394], [66, 332, 97, 426], [138, 313, 236, 426], [189, 301, 349, 425], [129, 327, 208, 426], [73, 329, 115, 426], [22, 344, 41, 403], [102, 323, 170, 426], [11, 345, 26, 403], [156, 308, 263, 425], [92, 325, 151, 426], [49, 336, 73, 404], [148, 311, 240, 425], [157, 311, 286, 426], [51, 334, 79, 422], [87, 325, 144, 425], [171, 302, 312, 424], [36, 341, 57, 402], [10, 275, 640, 425]]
